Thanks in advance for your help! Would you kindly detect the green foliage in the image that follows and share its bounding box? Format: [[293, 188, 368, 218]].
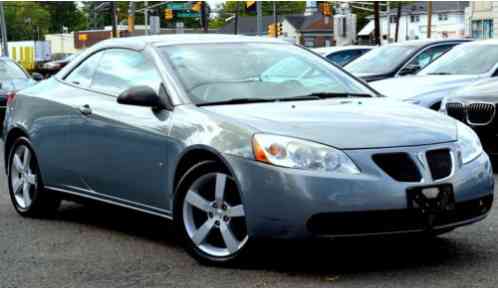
[[4, 1, 86, 41]]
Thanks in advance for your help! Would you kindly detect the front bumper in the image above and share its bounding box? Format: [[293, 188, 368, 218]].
[[225, 142, 494, 239]]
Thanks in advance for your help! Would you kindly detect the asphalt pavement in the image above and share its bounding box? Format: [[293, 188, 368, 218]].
[[0, 143, 497, 287]]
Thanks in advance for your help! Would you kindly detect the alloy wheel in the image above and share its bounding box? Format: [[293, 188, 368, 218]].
[[182, 172, 248, 258], [10, 144, 38, 209]]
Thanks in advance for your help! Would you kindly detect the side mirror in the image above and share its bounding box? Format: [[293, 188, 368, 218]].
[[31, 72, 44, 81], [117, 86, 165, 109], [398, 64, 421, 76]]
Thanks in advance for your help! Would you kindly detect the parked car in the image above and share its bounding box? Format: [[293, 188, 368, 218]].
[[312, 45, 373, 66], [441, 79, 498, 156], [345, 39, 470, 82], [370, 40, 498, 110], [3, 35, 493, 266], [0, 57, 42, 125], [39, 53, 78, 77]]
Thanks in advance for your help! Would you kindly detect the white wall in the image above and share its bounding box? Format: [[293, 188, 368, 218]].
[[45, 33, 77, 54]]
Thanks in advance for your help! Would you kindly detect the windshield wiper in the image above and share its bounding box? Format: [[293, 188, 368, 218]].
[[197, 97, 276, 106], [302, 92, 373, 99]]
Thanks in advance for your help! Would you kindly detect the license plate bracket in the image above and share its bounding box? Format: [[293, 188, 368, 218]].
[[407, 184, 456, 228]]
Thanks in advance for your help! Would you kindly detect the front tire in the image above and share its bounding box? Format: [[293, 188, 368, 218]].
[[7, 137, 60, 217], [174, 161, 251, 266]]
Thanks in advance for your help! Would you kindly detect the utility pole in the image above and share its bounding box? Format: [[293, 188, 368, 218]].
[[256, 1, 262, 36], [234, 2, 240, 35], [201, 1, 208, 33], [273, 2, 278, 38], [386, 1, 391, 42], [395, 3, 401, 42], [111, 1, 118, 38], [373, 1, 381, 45], [427, 1, 432, 38], [144, 1, 149, 35], [128, 1, 136, 33], [0, 2, 8, 57]]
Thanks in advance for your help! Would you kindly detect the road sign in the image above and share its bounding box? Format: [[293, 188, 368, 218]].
[[167, 2, 192, 10], [176, 12, 200, 18]]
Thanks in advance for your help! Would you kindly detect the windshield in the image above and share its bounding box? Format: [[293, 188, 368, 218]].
[[345, 45, 418, 75], [159, 43, 374, 105], [0, 60, 28, 81], [420, 44, 498, 75]]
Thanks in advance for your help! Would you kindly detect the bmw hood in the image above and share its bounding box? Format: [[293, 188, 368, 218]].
[[204, 98, 457, 150], [370, 75, 483, 101]]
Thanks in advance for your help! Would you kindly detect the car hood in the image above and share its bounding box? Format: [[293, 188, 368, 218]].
[[370, 75, 483, 100], [0, 78, 36, 92], [203, 98, 457, 150], [450, 78, 498, 102]]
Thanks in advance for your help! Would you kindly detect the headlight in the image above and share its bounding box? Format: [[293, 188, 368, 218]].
[[252, 134, 360, 174], [456, 122, 483, 165]]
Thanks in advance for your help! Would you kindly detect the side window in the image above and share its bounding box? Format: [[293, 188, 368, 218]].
[[65, 52, 104, 88], [409, 45, 453, 70], [90, 49, 162, 96]]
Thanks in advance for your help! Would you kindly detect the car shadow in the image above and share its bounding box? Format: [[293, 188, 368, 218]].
[[52, 200, 487, 276]]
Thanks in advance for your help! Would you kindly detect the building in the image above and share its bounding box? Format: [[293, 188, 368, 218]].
[[358, 1, 468, 44], [283, 13, 334, 47], [465, 1, 498, 39], [218, 14, 333, 47]]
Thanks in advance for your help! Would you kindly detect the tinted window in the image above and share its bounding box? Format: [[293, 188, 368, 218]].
[[407, 44, 453, 69], [160, 43, 374, 105], [345, 45, 418, 75], [0, 60, 28, 81], [327, 50, 365, 66], [91, 49, 162, 96], [65, 52, 103, 88]]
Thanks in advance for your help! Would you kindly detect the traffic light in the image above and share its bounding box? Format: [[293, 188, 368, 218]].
[[267, 23, 276, 37], [164, 9, 173, 20], [277, 22, 283, 36], [191, 1, 202, 12], [320, 2, 332, 16], [245, 1, 256, 13]]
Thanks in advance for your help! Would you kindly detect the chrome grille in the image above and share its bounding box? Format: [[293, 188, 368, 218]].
[[467, 103, 495, 125], [446, 102, 465, 122]]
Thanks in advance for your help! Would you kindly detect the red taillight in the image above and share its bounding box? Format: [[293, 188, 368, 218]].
[[6, 91, 16, 106]]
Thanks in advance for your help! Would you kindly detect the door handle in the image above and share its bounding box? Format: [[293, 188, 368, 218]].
[[79, 104, 92, 115]]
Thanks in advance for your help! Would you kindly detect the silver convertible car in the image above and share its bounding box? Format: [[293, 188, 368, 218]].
[[2, 35, 494, 265]]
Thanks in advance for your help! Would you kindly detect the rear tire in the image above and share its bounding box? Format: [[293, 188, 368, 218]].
[[174, 161, 251, 266], [7, 137, 60, 217]]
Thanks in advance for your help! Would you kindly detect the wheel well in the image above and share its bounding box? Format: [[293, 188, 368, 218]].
[[4, 128, 28, 172], [173, 149, 226, 190]]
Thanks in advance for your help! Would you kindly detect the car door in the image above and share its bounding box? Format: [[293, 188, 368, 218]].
[[77, 48, 173, 211], [56, 51, 105, 190]]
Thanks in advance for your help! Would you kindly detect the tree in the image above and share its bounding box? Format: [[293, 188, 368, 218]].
[[3, 1, 51, 41], [39, 2, 87, 33]]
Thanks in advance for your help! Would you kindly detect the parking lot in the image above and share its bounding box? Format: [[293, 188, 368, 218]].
[[0, 142, 496, 287]]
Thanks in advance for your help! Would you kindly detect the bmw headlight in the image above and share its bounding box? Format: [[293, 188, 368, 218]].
[[456, 122, 483, 165], [252, 134, 360, 174]]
